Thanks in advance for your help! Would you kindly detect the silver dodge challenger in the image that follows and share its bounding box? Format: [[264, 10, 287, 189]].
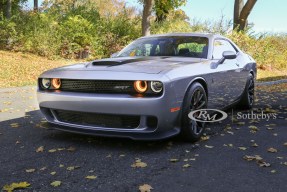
[[37, 33, 256, 141]]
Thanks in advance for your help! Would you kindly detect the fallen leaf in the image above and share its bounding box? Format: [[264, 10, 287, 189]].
[[48, 149, 57, 153], [139, 184, 153, 192], [85, 175, 97, 180], [205, 145, 214, 149], [3, 182, 31, 192], [267, 147, 278, 153], [270, 170, 276, 173], [25, 169, 35, 173], [40, 167, 47, 171], [182, 164, 191, 168], [238, 147, 247, 151], [50, 181, 61, 187], [59, 164, 64, 168], [66, 166, 80, 171], [243, 155, 263, 161], [36, 146, 44, 153], [200, 136, 209, 141], [131, 159, 147, 168], [258, 160, 271, 167], [252, 143, 259, 147], [249, 125, 259, 133], [10, 123, 19, 128], [50, 172, 56, 175], [169, 159, 179, 163], [67, 147, 76, 152]]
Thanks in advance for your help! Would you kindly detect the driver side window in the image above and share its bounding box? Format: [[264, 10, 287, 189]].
[[213, 39, 237, 60]]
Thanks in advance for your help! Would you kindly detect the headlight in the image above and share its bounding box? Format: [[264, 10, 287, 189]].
[[51, 78, 61, 89], [150, 81, 163, 93], [41, 78, 51, 89], [134, 80, 147, 93]]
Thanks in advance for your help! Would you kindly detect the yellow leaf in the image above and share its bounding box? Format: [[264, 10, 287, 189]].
[[131, 159, 147, 168], [50, 181, 61, 187], [3, 182, 30, 192], [36, 146, 44, 153], [85, 175, 97, 180], [66, 166, 80, 171], [48, 149, 57, 153], [25, 169, 35, 173], [267, 147, 278, 153], [139, 184, 153, 192], [50, 172, 56, 175], [169, 158, 179, 162], [238, 147, 247, 151], [182, 164, 191, 168]]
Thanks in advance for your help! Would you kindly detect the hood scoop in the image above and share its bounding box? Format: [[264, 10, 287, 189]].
[[92, 57, 170, 67]]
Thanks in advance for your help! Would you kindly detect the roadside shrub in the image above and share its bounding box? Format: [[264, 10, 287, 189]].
[[0, 19, 17, 49], [228, 32, 287, 70]]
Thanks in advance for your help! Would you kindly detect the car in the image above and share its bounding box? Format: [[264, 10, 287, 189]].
[[37, 33, 256, 141]]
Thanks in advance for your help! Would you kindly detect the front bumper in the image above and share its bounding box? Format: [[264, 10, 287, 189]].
[[37, 89, 182, 140]]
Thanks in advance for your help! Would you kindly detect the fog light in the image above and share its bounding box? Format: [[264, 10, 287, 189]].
[[41, 78, 51, 89], [151, 81, 163, 93], [51, 78, 61, 89], [134, 80, 147, 93]]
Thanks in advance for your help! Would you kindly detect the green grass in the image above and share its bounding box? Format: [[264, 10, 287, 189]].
[[0, 50, 286, 88]]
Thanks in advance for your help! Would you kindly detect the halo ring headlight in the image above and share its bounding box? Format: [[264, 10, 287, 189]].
[[51, 78, 61, 89], [151, 81, 163, 93], [41, 78, 51, 89], [134, 80, 147, 93]]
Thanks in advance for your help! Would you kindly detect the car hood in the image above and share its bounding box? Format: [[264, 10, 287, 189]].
[[54, 57, 205, 74]]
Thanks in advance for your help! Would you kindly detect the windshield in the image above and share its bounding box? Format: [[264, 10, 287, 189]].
[[117, 36, 209, 58]]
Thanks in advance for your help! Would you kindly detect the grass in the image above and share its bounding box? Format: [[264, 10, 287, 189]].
[[0, 50, 286, 88]]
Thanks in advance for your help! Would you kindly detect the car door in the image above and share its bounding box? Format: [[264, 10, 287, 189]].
[[208, 39, 243, 109]]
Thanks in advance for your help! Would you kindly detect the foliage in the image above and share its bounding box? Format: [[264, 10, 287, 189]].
[[154, 0, 187, 22], [228, 32, 287, 70]]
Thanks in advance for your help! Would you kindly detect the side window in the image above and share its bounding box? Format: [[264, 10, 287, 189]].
[[213, 39, 237, 59]]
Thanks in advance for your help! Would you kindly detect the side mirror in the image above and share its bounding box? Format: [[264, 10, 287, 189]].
[[218, 51, 237, 64], [110, 52, 119, 58]]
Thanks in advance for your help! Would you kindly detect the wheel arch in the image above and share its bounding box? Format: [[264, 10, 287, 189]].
[[185, 77, 208, 99]]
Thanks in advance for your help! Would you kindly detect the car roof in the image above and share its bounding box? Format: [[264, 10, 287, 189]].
[[139, 32, 224, 39]]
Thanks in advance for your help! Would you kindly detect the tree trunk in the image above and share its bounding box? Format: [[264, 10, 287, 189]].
[[233, 0, 244, 30], [6, 0, 12, 19], [233, 0, 257, 31], [142, 0, 153, 36], [238, 0, 257, 31], [34, 0, 39, 12]]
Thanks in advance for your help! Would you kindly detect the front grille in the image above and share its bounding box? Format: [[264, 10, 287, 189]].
[[53, 110, 140, 129], [60, 79, 134, 93]]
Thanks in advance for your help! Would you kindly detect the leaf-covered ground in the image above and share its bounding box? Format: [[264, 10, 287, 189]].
[[0, 84, 286, 191]]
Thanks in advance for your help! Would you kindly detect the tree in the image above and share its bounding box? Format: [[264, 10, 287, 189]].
[[233, 0, 257, 31], [6, 0, 12, 19], [142, 0, 153, 36], [34, 0, 39, 11], [154, 0, 186, 22]]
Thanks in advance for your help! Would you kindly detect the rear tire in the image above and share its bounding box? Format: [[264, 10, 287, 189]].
[[181, 82, 208, 142], [237, 73, 255, 110]]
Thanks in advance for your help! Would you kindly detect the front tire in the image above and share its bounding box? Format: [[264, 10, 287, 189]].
[[237, 73, 255, 110], [181, 82, 208, 142]]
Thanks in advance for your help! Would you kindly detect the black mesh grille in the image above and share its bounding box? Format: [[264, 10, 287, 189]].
[[60, 79, 134, 93], [53, 110, 140, 129]]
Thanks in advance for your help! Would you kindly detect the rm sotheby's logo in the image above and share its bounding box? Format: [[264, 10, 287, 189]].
[[188, 109, 228, 123]]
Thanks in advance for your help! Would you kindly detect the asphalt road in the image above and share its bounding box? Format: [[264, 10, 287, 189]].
[[0, 84, 286, 192]]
